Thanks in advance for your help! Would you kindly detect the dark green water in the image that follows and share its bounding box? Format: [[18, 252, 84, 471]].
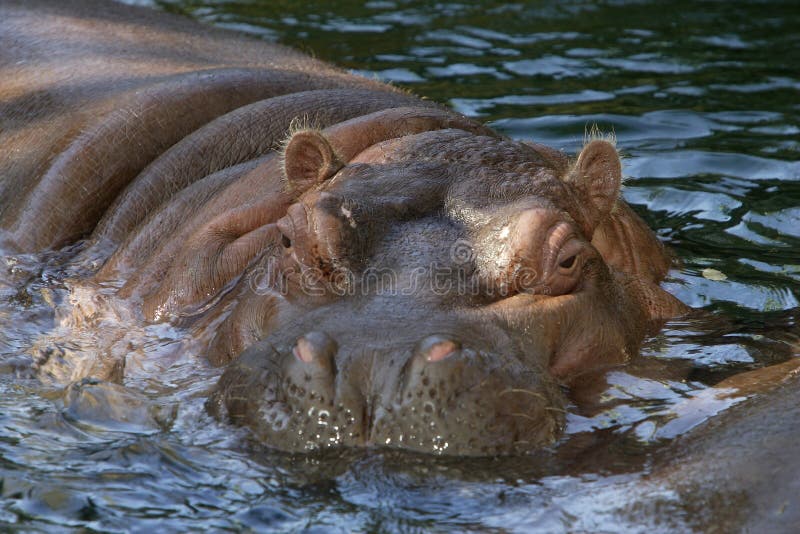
[[1, 0, 798, 531]]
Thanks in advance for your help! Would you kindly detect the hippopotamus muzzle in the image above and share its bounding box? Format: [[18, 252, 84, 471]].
[[209, 305, 565, 456]]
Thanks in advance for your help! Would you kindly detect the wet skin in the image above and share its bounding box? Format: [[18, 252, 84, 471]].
[[4, 0, 688, 456], [204, 131, 687, 455]]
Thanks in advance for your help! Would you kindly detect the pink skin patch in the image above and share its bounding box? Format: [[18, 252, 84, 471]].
[[293, 337, 315, 363], [426, 340, 459, 362]]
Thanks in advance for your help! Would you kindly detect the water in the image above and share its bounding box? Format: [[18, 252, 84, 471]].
[[2, 0, 799, 530]]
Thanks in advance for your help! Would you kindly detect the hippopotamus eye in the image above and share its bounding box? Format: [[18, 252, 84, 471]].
[[538, 233, 587, 296], [481, 208, 593, 298], [275, 192, 356, 276], [558, 254, 576, 270]]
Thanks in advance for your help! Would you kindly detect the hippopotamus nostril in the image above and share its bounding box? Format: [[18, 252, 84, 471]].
[[292, 331, 338, 370], [415, 335, 462, 362]]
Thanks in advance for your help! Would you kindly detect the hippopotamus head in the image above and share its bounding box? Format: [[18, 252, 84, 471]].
[[206, 122, 683, 456]]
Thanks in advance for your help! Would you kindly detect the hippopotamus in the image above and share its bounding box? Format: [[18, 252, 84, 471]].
[[614, 357, 800, 530], [0, 0, 691, 456]]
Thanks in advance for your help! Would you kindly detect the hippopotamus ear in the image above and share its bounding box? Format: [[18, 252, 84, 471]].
[[283, 130, 344, 191], [567, 140, 622, 233]]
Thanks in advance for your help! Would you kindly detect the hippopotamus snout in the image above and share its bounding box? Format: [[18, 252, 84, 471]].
[[208, 316, 565, 456]]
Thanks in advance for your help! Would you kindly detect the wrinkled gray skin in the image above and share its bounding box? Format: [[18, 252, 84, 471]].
[[2, 4, 799, 524]]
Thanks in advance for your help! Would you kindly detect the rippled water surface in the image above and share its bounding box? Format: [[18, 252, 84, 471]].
[[2, 0, 799, 531]]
